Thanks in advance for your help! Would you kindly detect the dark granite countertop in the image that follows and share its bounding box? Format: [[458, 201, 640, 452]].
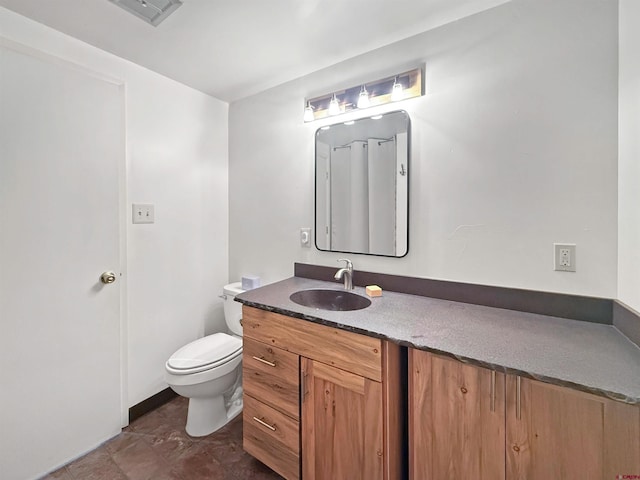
[[236, 276, 640, 405]]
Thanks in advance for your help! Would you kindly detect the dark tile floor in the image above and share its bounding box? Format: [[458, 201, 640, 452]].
[[41, 396, 283, 480]]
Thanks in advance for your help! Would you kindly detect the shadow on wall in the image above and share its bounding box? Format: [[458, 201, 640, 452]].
[[204, 303, 226, 336]]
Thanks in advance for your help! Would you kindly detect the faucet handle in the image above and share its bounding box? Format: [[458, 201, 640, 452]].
[[337, 258, 353, 270]]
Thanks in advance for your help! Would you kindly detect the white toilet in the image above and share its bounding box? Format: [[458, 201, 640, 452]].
[[165, 282, 245, 437]]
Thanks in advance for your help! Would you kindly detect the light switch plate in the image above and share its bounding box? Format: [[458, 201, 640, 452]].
[[132, 204, 154, 224]]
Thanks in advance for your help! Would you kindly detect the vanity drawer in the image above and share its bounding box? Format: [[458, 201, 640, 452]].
[[243, 337, 300, 419], [243, 306, 382, 381], [244, 394, 300, 480]]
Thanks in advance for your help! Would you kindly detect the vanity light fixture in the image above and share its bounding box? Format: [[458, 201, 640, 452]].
[[303, 102, 315, 122], [328, 94, 341, 116], [391, 77, 404, 101], [357, 85, 370, 109], [303, 67, 423, 122]]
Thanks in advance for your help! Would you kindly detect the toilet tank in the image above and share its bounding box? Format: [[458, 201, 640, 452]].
[[223, 282, 245, 336]]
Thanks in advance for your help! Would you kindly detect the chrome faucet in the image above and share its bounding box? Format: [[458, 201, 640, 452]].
[[334, 259, 354, 290]]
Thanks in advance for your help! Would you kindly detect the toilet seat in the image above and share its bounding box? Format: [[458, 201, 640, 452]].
[[166, 333, 242, 375]]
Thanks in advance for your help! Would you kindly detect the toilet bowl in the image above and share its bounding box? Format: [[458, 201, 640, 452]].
[[165, 282, 245, 437]]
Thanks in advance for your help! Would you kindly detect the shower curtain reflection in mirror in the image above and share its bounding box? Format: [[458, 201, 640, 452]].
[[315, 111, 409, 257]]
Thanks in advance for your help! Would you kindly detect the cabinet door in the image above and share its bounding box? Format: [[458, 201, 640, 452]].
[[409, 349, 505, 480], [301, 358, 383, 480], [506, 376, 640, 480]]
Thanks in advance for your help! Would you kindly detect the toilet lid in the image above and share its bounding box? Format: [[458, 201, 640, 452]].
[[167, 333, 242, 371]]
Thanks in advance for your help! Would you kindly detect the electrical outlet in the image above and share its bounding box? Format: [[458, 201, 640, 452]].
[[559, 248, 571, 266], [554, 243, 576, 272], [132, 204, 154, 224]]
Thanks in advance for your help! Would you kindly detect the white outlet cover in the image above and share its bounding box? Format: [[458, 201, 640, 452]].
[[554, 243, 576, 272], [132, 204, 154, 224]]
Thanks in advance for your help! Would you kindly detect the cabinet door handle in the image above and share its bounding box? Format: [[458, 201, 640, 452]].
[[252, 416, 276, 431], [516, 376, 522, 420], [490, 370, 496, 412], [301, 370, 308, 402], [252, 356, 276, 367]]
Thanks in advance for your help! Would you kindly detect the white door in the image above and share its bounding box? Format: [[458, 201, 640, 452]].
[[0, 44, 123, 480]]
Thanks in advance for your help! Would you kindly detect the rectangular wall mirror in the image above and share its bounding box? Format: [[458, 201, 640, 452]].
[[315, 110, 409, 257]]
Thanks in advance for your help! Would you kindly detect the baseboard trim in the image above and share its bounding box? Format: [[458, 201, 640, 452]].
[[128, 387, 178, 423]]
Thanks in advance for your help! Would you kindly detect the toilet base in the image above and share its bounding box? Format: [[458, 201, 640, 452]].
[[185, 392, 243, 437], [226, 400, 243, 425]]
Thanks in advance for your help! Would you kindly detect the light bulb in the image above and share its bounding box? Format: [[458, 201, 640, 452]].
[[328, 94, 341, 116], [391, 78, 404, 101], [357, 86, 370, 109], [303, 102, 314, 122]]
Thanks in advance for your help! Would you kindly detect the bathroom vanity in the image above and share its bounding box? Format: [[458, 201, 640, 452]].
[[236, 271, 640, 480], [241, 306, 402, 480], [409, 349, 640, 479]]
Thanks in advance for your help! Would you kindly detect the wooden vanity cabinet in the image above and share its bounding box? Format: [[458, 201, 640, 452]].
[[243, 336, 299, 418], [242, 336, 300, 479], [301, 358, 384, 480], [506, 376, 640, 480], [242, 306, 402, 480], [409, 348, 640, 480], [409, 349, 506, 480]]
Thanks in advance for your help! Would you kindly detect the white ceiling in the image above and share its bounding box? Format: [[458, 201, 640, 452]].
[[0, 0, 510, 102]]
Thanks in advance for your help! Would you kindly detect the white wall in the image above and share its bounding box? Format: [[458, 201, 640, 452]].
[[0, 7, 229, 409], [618, 0, 640, 312], [229, 0, 618, 298]]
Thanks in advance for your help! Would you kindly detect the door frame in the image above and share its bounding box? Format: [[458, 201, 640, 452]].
[[0, 36, 130, 427]]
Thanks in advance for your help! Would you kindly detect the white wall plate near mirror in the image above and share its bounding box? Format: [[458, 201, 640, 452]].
[[315, 110, 409, 257]]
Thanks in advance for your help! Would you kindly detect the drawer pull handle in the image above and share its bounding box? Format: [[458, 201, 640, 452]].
[[253, 416, 276, 431], [252, 356, 276, 367], [301, 370, 308, 402]]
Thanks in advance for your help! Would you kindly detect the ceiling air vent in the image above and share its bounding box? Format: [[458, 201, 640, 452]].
[[108, 0, 182, 27]]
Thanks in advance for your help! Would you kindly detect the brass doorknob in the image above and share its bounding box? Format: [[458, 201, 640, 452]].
[[100, 271, 117, 284]]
